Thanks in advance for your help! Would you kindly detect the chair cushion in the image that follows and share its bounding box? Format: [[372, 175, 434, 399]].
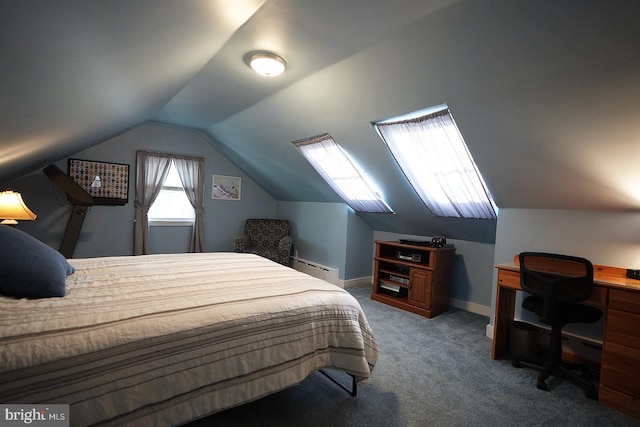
[[0, 226, 75, 299], [234, 219, 292, 265], [523, 295, 603, 326], [244, 219, 290, 248]]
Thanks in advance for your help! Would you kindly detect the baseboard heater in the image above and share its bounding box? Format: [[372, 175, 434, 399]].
[[291, 257, 339, 285]]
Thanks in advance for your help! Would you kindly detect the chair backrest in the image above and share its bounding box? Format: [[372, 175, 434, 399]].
[[519, 252, 594, 322], [244, 219, 290, 248]]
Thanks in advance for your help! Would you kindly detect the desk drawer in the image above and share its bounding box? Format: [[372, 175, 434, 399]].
[[600, 341, 640, 398], [605, 309, 640, 350], [599, 386, 640, 419], [609, 288, 640, 313]]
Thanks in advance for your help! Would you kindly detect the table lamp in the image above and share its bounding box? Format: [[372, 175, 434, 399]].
[[0, 190, 37, 226]]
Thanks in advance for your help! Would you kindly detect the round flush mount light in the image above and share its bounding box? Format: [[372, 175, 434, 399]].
[[248, 52, 287, 77]]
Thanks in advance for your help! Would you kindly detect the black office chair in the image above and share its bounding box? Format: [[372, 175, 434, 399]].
[[518, 252, 603, 399]]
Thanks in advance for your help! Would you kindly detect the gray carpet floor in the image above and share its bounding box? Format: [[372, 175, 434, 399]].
[[188, 285, 640, 427]]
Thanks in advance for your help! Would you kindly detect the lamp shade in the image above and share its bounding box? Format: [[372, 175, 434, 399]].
[[0, 190, 37, 225], [248, 52, 286, 77]]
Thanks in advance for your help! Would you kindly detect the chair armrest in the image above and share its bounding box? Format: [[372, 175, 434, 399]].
[[278, 236, 293, 256]]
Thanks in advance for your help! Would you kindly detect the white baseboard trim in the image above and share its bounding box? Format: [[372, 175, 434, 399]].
[[486, 324, 494, 340], [343, 283, 494, 330], [339, 276, 372, 289], [449, 297, 491, 317]]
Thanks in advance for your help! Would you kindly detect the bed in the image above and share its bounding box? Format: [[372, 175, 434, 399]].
[[0, 229, 378, 427]]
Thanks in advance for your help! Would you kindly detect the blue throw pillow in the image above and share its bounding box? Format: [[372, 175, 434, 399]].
[[0, 226, 75, 298]]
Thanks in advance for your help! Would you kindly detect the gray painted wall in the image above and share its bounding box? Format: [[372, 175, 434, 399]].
[[276, 201, 350, 278], [276, 202, 375, 281], [9, 124, 277, 256], [7, 122, 498, 312], [491, 208, 640, 340], [345, 210, 375, 280]]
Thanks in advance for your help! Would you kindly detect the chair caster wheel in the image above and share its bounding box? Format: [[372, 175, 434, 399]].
[[512, 359, 523, 368], [536, 379, 549, 391]]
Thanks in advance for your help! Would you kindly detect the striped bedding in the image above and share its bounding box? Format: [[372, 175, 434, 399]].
[[0, 252, 378, 426]]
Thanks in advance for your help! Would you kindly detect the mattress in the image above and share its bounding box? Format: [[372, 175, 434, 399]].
[[0, 252, 378, 426]]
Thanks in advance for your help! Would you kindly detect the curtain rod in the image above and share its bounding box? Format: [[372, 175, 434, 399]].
[[292, 133, 332, 147], [136, 150, 204, 162]]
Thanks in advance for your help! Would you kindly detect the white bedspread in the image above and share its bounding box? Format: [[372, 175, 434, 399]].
[[0, 252, 378, 426]]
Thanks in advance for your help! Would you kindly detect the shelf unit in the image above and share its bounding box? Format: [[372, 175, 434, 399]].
[[371, 240, 455, 318]]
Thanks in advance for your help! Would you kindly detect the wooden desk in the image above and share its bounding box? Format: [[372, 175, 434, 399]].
[[493, 256, 640, 418]]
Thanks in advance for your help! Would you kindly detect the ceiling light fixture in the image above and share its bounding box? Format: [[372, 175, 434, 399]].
[[248, 52, 286, 77]]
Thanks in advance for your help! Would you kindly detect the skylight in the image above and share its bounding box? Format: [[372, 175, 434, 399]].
[[373, 105, 497, 219], [293, 133, 393, 213]]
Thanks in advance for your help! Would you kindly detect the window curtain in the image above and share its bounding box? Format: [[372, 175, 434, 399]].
[[174, 157, 205, 252], [134, 152, 171, 255], [375, 110, 497, 219], [294, 134, 393, 213]]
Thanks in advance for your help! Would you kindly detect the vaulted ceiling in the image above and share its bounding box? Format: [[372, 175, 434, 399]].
[[2, 0, 639, 243]]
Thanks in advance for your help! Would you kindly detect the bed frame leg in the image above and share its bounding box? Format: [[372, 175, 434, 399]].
[[318, 369, 357, 396]]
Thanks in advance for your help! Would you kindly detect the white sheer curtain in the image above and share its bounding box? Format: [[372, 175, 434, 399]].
[[374, 109, 497, 219], [174, 157, 205, 252], [134, 151, 171, 255], [294, 134, 392, 213]]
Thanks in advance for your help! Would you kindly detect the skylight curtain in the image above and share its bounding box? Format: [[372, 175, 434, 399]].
[[374, 109, 497, 219], [294, 134, 393, 213]]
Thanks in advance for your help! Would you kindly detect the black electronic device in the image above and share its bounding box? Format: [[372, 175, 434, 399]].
[[379, 282, 408, 298], [399, 239, 431, 247], [395, 250, 423, 263], [431, 236, 446, 248], [626, 269, 640, 280], [395, 266, 410, 275]]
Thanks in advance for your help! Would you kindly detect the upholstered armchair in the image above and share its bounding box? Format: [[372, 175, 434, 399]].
[[233, 219, 293, 266]]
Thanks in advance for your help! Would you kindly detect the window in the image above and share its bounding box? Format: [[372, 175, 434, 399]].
[[148, 161, 195, 225], [293, 133, 393, 213], [134, 151, 205, 255], [373, 104, 497, 219]]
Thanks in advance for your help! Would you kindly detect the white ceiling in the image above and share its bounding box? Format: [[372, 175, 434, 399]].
[[1, 0, 639, 242]]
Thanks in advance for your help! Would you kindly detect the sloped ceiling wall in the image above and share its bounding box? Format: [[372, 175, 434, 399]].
[[1, 0, 639, 244], [0, 0, 267, 180]]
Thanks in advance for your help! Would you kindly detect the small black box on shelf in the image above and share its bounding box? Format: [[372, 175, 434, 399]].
[[395, 266, 410, 275]]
